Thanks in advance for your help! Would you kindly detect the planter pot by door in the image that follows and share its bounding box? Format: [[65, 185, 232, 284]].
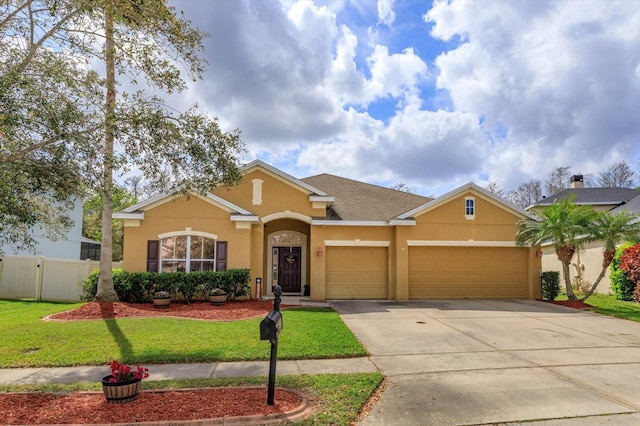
[[152, 297, 171, 308], [102, 376, 141, 403], [209, 294, 228, 306]]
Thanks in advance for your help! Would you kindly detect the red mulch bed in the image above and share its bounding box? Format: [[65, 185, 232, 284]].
[[3, 388, 304, 425], [47, 300, 284, 321], [7, 300, 308, 424], [545, 299, 594, 310]]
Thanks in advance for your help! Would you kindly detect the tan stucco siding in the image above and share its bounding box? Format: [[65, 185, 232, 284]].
[[325, 246, 388, 299], [122, 195, 251, 272], [541, 243, 612, 294], [210, 170, 325, 218], [410, 192, 521, 241], [408, 246, 530, 298]]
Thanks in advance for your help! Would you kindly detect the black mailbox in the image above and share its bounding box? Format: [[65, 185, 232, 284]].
[[260, 310, 283, 341]]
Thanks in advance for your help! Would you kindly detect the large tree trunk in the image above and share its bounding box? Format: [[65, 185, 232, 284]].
[[557, 245, 576, 300], [95, 8, 118, 302]]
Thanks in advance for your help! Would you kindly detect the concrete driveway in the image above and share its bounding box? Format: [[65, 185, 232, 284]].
[[330, 299, 640, 425]]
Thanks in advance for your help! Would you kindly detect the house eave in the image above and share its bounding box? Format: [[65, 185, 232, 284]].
[[312, 220, 390, 227], [113, 212, 144, 220]]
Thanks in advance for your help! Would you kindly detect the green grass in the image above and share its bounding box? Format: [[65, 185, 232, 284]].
[[0, 300, 367, 368], [0, 373, 385, 425], [583, 293, 640, 322], [555, 292, 640, 322]]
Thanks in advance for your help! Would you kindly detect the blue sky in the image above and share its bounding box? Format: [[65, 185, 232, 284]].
[[170, 0, 640, 197]]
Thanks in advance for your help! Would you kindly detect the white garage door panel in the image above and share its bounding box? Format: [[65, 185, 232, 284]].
[[326, 247, 388, 299], [409, 246, 528, 299]]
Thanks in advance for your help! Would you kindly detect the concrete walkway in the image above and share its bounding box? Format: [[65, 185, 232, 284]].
[[0, 357, 378, 385], [330, 299, 640, 426]]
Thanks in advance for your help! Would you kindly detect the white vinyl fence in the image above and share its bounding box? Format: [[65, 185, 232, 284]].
[[0, 256, 122, 302]]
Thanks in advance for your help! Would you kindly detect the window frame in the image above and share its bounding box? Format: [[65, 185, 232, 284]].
[[465, 196, 476, 220], [158, 230, 218, 273]]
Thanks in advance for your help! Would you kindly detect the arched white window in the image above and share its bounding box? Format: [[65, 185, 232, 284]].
[[160, 235, 216, 272], [465, 196, 476, 219]]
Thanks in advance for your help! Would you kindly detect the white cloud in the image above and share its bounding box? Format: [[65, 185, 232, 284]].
[[377, 0, 395, 26], [425, 0, 640, 189], [170, 0, 640, 197]]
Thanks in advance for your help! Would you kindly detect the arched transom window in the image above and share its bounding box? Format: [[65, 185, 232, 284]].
[[160, 235, 216, 272]]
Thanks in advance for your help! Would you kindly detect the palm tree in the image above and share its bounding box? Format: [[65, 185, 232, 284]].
[[580, 210, 640, 301], [516, 197, 597, 300]]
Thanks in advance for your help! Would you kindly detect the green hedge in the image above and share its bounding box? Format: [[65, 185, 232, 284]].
[[540, 271, 560, 300], [610, 243, 636, 301], [80, 269, 251, 303]]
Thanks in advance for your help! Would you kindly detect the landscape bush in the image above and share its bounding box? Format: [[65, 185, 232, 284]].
[[540, 271, 560, 300], [81, 269, 251, 303], [619, 244, 640, 302], [610, 243, 636, 301]]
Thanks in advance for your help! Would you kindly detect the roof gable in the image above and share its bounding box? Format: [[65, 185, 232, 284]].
[[242, 160, 332, 200], [398, 182, 535, 220]]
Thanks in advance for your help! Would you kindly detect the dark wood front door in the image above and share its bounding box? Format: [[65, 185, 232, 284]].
[[277, 246, 302, 293]]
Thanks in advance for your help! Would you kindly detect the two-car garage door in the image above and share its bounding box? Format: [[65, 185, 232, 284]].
[[324, 245, 529, 299], [409, 246, 529, 299]]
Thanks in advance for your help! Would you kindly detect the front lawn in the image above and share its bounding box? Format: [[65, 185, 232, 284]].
[[0, 300, 367, 368], [583, 293, 640, 322]]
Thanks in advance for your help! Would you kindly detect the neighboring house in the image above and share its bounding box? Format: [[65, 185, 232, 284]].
[[529, 174, 640, 294], [80, 237, 102, 261], [0, 197, 85, 260], [114, 160, 541, 301], [531, 175, 640, 212]]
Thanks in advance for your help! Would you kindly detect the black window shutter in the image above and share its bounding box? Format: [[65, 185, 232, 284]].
[[147, 240, 159, 272], [216, 241, 227, 271]]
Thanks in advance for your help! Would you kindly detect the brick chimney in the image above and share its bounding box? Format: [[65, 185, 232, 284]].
[[570, 174, 584, 189]]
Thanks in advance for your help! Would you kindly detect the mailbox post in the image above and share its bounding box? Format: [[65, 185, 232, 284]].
[[259, 285, 283, 405]]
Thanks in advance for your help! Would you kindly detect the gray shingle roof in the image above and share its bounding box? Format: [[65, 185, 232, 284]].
[[533, 188, 640, 207], [611, 194, 640, 215], [301, 174, 432, 221]]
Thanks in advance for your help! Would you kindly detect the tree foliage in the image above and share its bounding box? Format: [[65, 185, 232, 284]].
[[516, 197, 598, 300], [597, 161, 637, 188], [484, 182, 504, 197], [1, 0, 244, 300], [83, 184, 137, 261], [544, 166, 572, 196], [507, 180, 543, 209], [579, 210, 640, 300], [390, 182, 417, 194]]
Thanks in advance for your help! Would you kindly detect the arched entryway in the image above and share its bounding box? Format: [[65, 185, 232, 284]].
[[264, 219, 310, 295]]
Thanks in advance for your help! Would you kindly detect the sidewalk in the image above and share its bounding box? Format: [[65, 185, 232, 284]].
[[0, 357, 379, 385]]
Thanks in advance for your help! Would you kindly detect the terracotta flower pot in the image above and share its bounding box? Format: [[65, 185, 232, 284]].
[[102, 376, 141, 403]]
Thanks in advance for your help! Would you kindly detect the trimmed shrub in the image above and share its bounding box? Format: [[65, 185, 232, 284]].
[[80, 269, 252, 303], [80, 268, 131, 301], [620, 244, 640, 302], [610, 243, 636, 301], [540, 271, 560, 300]]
